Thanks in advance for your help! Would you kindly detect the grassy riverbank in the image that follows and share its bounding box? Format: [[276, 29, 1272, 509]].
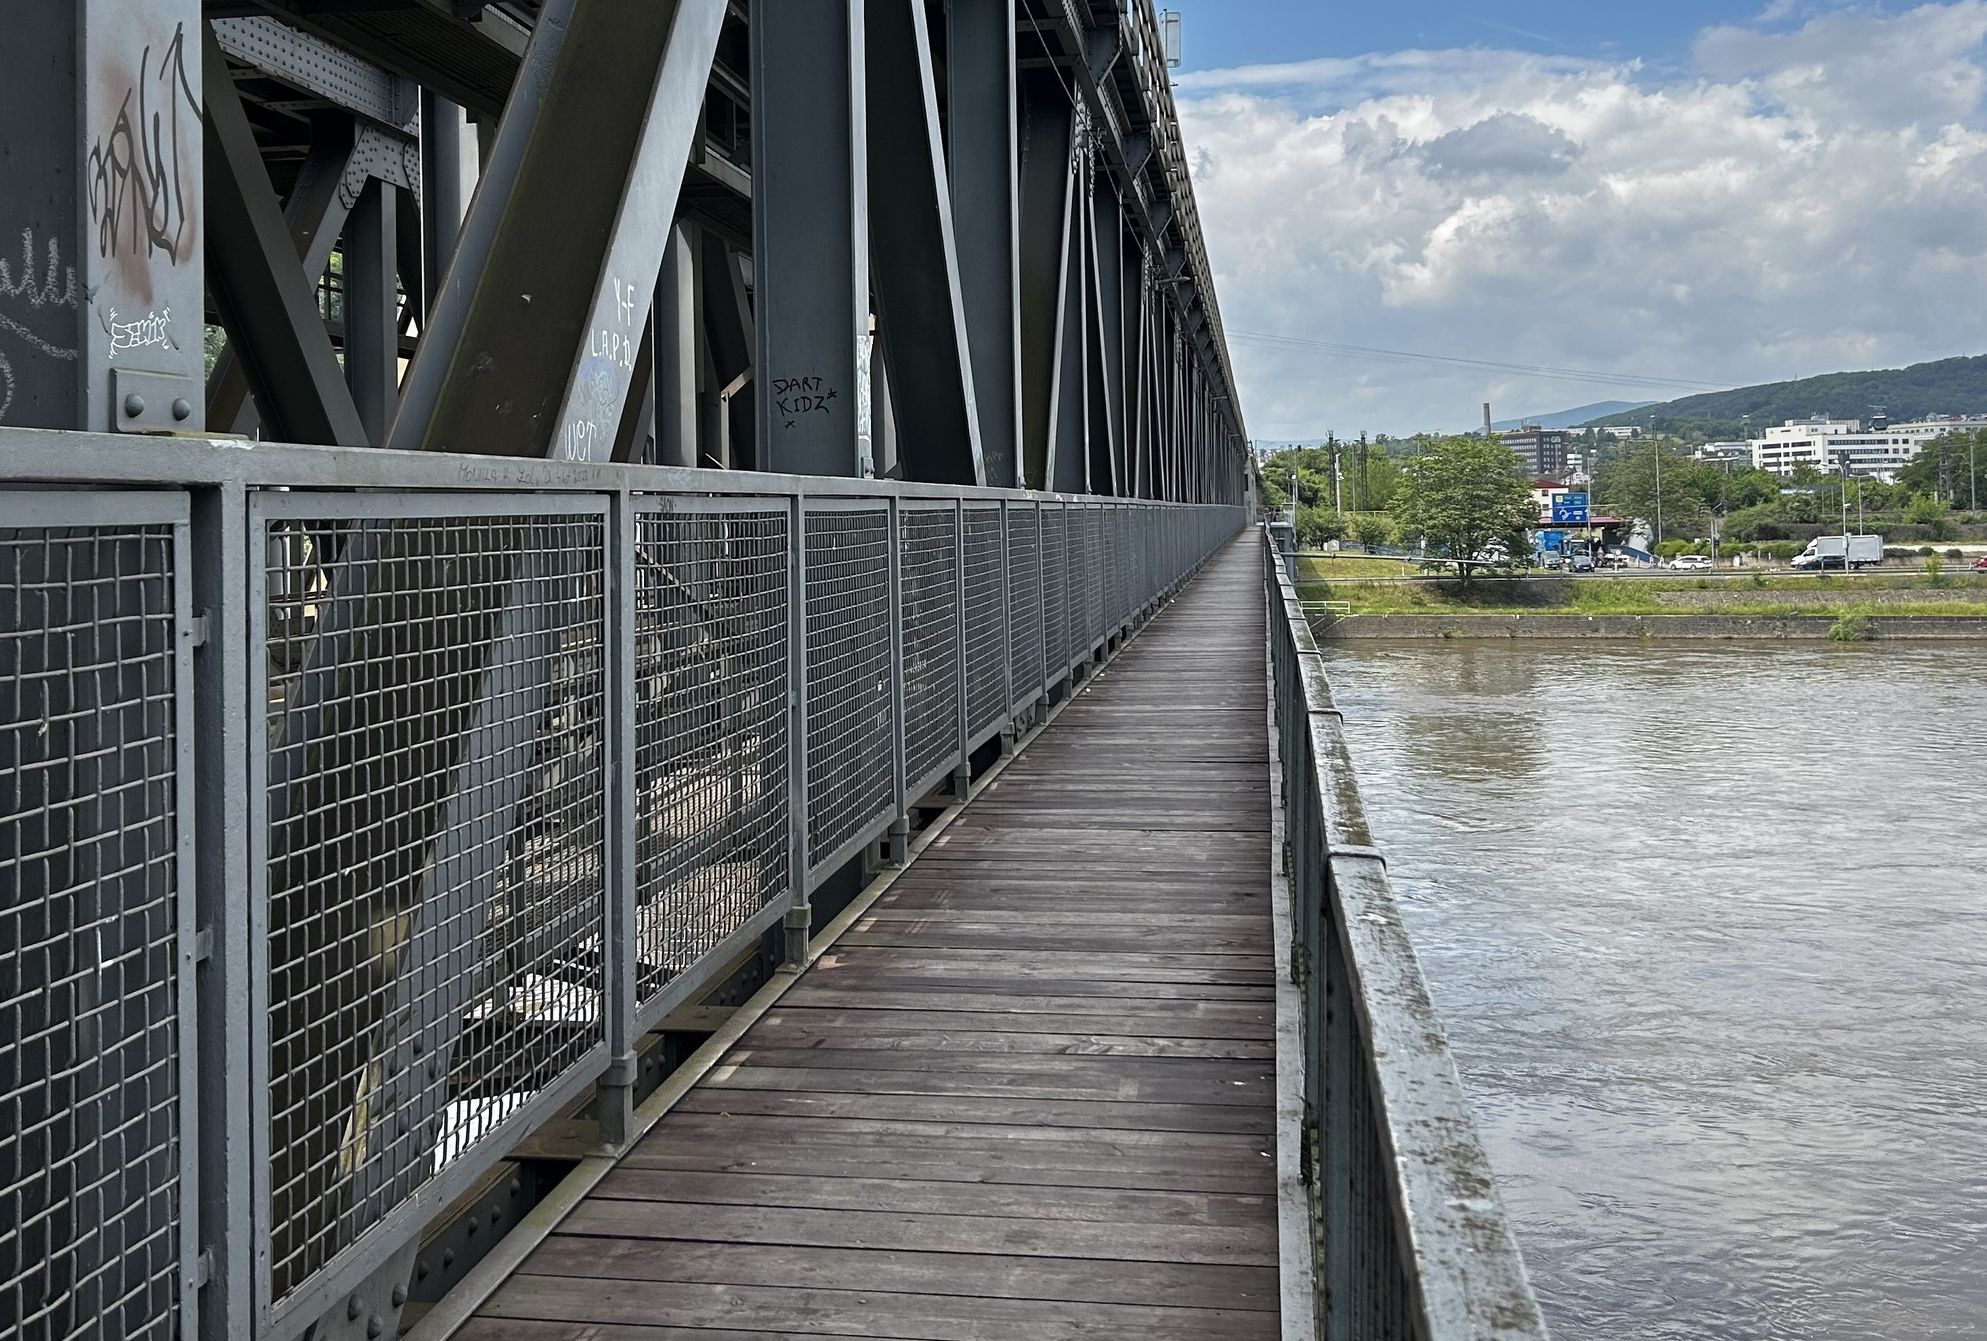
[[1296, 566, 1987, 618]]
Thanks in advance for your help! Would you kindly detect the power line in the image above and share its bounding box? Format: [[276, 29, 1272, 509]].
[[1227, 329, 1730, 394]]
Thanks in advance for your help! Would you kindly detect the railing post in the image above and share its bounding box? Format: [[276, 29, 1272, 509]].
[[885, 495, 909, 863], [597, 489, 638, 1147], [998, 500, 1015, 753], [785, 492, 811, 967], [951, 498, 970, 799], [191, 482, 255, 1341]]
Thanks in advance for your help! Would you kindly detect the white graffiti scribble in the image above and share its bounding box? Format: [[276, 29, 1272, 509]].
[[103, 306, 172, 359], [0, 229, 80, 421]]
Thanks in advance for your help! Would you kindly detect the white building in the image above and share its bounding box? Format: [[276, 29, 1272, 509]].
[[1749, 415, 1987, 480]]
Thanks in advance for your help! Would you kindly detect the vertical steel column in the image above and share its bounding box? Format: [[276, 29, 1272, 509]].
[[1034, 499, 1050, 707], [656, 222, 699, 468], [948, 0, 1021, 489], [0, 0, 203, 432], [752, 0, 871, 478], [885, 497, 908, 862], [419, 91, 468, 315], [598, 491, 639, 1147], [344, 179, 399, 445], [784, 494, 811, 963]]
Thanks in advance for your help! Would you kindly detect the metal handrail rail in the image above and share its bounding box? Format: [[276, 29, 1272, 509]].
[[1262, 526, 1549, 1340]]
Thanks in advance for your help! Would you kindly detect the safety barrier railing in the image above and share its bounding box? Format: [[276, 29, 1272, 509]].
[[0, 426, 1240, 1341], [1262, 527, 1550, 1340]]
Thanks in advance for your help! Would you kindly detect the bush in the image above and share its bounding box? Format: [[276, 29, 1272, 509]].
[[1919, 546, 1936, 556], [1827, 613, 1873, 642], [1354, 515, 1395, 548], [1946, 547, 1965, 561], [1295, 507, 1347, 547], [1925, 554, 1947, 587]]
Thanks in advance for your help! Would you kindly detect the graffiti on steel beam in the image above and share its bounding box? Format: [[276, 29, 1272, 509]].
[[772, 374, 839, 430], [559, 276, 642, 458], [0, 229, 81, 422], [85, 21, 201, 273]]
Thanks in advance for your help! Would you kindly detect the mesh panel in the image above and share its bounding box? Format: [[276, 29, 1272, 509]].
[[259, 509, 606, 1305], [1005, 505, 1042, 704], [1040, 504, 1067, 677], [804, 506, 893, 868], [1084, 506, 1105, 654], [962, 507, 1006, 735], [899, 507, 960, 792], [0, 524, 183, 1341], [633, 507, 789, 1003]]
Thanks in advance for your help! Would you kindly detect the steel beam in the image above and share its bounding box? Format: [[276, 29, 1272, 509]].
[[204, 122, 360, 435], [863, 0, 984, 486], [655, 222, 699, 468], [420, 91, 471, 315], [751, 0, 870, 478], [344, 178, 400, 444], [0, 0, 204, 433], [947, 0, 1021, 489], [1086, 176, 1125, 495], [203, 23, 368, 447], [1016, 68, 1072, 491], [389, 0, 727, 460], [1044, 141, 1087, 494]]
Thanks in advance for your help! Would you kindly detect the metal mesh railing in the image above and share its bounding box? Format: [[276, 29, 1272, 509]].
[[0, 433, 1243, 1339], [0, 511, 187, 1341], [633, 503, 790, 1012], [803, 504, 894, 872], [899, 505, 961, 795], [256, 503, 608, 1310], [1262, 528, 1548, 1340], [1041, 503, 1068, 677], [962, 505, 1007, 738], [1005, 504, 1042, 706]]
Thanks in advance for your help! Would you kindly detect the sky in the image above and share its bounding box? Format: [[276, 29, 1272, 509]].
[[1167, 2, 1987, 437]]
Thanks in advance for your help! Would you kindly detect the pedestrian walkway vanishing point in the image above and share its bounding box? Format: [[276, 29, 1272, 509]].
[[458, 539, 1277, 1340]]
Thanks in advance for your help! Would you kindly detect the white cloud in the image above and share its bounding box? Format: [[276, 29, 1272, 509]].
[[1182, 4, 1987, 437]]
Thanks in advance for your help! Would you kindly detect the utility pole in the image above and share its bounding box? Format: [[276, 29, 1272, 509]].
[[1651, 417, 1663, 548]]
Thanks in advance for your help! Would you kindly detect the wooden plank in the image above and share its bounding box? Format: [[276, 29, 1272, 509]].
[[555, 1199, 1276, 1266], [519, 1236, 1280, 1312], [483, 1276, 1280, 1341], [745, 1017, 1273, 1056], [672, 1088, 1272, 1135], [617, 1141, 1273, 1196], [590, 1169, 1274, 1229], [699, 1061, 1272, 1107]]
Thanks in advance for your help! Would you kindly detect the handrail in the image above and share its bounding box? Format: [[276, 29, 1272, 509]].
[[1263, 527, 1549, 1339]]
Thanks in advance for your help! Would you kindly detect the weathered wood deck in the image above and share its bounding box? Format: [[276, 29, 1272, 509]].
[[464, 538, 1273, 1339]]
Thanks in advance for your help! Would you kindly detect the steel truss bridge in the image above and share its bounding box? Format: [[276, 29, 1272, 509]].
[[0, 4, 1544, 1339]]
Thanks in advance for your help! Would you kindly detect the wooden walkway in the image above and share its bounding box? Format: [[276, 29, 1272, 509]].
[[464, 538, 1274, 1340]]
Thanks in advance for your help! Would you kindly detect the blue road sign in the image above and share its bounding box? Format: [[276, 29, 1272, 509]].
[[1551, 491, 1590, 524]]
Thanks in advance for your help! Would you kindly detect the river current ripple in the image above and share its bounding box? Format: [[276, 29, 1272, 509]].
[[1320, 641, 1987, 1341]]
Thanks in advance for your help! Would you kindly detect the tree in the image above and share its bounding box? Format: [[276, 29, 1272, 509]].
[[1388, 436, 1538, 581], [1597, 441, 1709, 537]]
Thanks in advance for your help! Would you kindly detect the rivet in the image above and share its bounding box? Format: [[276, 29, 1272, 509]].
[[347, 1294, 362, 1320], [123, 393, 146, 419], [416, 1258, 430, 1281], [508, 1177, 522, 1195], [391, 1284, 407, 1307], [441, 1249, 455, 1268], [467, 1215, 479, 1233], [367, 1315, 384, 1338], [170, 396, 192, 421]]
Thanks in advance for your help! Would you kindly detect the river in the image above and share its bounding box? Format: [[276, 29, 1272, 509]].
[[1319, 641, 1987, 1341]]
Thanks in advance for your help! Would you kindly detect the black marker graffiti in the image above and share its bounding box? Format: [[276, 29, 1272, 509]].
[[87, 21, 201, 264], [772, 374, 838, 430]]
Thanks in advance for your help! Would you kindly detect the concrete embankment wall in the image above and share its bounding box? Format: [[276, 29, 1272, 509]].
[[1318, 614, 1987, 640]]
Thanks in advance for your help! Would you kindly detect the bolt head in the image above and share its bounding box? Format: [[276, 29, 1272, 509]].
[[171, 397, 192, 421], [123, 393, 146, 418]]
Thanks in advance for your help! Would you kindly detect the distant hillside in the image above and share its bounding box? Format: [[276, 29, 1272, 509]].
[[1584, 355, 1987, 435], [1493, 401, 1653, 432]]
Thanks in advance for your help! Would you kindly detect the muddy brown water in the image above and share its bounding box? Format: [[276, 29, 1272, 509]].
[[1319, 641, 1987, 1341]]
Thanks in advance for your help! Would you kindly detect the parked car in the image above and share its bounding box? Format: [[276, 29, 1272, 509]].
[[1669, 554, 1713, 571], [1598, 553, 1631, 570], [1541, 551, 1564, 571], [1973, 556, 1987, 573], [1567, 551, 1596, 573]]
